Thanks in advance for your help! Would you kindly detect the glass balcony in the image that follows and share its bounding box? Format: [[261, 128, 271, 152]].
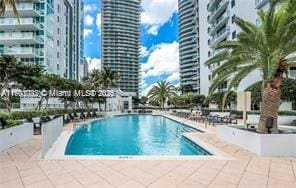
[[209, 11, 230, 35], [0, 32, 43, 44], [1, 47, 44, 58], [255, 0, 269, 9], [208, 0, 221, 11], [0, 18, 44, 30], [210, 26, 230, 47], [4, 3, 44, 17], [209, 0, 229, 23]]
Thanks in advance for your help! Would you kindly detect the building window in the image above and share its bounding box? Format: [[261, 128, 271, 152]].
[[57, 28, 60, 34], [208, 27, 210, 33], [57, 52, 60, 58], [57, 40, 60, 46], [57, 16, 60, 22], [232, 31, 237, 39], [208, 51, 211, 57], [232, 15, 236, 23], [207, 16, 210, 22], [231, 0, 235, 8], [57, 64, 60, 71], [208, 39, 211, 45], [256, 18, 261, 26]]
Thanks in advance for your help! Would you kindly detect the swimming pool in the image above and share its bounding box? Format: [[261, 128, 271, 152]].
[[65, 115, 210, 156]]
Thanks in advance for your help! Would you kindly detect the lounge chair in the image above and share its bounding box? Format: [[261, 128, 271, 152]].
[[87, 112, 92, 118], [208, 115, 223, 126], [68, 113, 79, 121], [222, 114, 238, 124], [80, 113, 86, 120]]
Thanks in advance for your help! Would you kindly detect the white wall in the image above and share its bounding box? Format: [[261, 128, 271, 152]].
[[247, 114, 296, 125], [0, 123, 33, 151], [218, 125, 296, 157], [199, 0, 211, 95], [41, 116, 64, 158]]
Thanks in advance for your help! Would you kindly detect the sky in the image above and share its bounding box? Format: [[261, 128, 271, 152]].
[[83, 0, 179, 96]]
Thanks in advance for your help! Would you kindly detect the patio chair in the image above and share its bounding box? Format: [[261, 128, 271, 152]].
[[87, 112, 92, 118], [222, 114, 238, 124], [208, 115, 223, 126], [68, 113, 79, 121], [26, 118, 41, 135], [80, 112, 86, 120], [0, 117, 8, 129]]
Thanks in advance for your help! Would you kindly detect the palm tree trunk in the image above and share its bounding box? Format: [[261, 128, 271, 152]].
[[257, 64, 285, 133]]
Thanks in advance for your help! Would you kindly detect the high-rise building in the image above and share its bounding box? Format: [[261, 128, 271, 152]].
[[199, 0, 260, 95], [102, 0, 141, 96], [178, 0, 200, 94], [0, 0, 84, 80]]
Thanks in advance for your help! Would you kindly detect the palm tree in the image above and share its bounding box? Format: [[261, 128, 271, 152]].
[[100, 67, 119, 88], [205, 0, 296, 133], [86, 69, 103, 89], [0, 0, 20, 21], [147, 81, 177, 110], [85, 67, 119, 111]]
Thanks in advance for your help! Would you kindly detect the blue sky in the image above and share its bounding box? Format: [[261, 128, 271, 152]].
[[84, 0, 179, 95]]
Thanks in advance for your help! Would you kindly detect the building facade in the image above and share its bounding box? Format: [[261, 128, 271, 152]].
[[199, 0, 260, 95], [0, 0, 84, 80], [101, 0, 141, 96], [178, 0, 200, 94]]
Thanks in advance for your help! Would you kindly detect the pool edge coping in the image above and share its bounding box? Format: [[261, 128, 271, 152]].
[[43, 114, 234, 160]]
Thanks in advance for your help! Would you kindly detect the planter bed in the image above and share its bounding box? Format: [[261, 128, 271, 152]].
[[217, 125, 296, 157]]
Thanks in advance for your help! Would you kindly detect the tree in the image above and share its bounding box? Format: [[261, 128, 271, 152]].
[[0, 55, 43, 111], [207, 91, 236, 110], [147, 81, 177, 110], [205, 0, 296, 133], [85, 67, 119, 111], [0, 0, 20, 21], [182, 93, 194, 108], [246, 78, 296, 110]]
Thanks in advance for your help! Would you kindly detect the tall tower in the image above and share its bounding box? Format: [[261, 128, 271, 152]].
[[178, 0, 200, 94], [102, 0, 141, 96], [199, 0, 259, 95], [0, 0, 84, 80]]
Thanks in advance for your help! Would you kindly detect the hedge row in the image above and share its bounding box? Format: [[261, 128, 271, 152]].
[[0, 108, 96, 121]]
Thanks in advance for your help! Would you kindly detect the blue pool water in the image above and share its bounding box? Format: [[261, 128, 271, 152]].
[[65, 115, 210, 156]]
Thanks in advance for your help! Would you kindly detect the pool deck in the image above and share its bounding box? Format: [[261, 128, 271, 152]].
[[1, 115, 296, 188]]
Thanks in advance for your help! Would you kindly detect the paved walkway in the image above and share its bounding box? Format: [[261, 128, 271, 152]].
[[1, 116, 296, 188]]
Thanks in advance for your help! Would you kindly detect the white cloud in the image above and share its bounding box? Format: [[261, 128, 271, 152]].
[[84, 14, 94, 26], [142, 41, 179, 79], [84, 29, 93, 38], [167, 72, 180, 83], [86, 57, 101, 72], [140, 46, 149, 58], [96, 13, 102, 35], [141, 0, 178, 35], [84, 4, 98, 13], [141, 82, 157, 97]]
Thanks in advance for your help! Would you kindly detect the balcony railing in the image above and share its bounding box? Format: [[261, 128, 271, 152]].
[[210, 11, 230, 35], [0, 32, 43, 43], [5, 3, 44, 16], [1, 47, 44, 57], [0, 18, 44, 30], [255, 0, 269, 9], [210, 26, 230, 47], [209, 0, 229, 23]]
